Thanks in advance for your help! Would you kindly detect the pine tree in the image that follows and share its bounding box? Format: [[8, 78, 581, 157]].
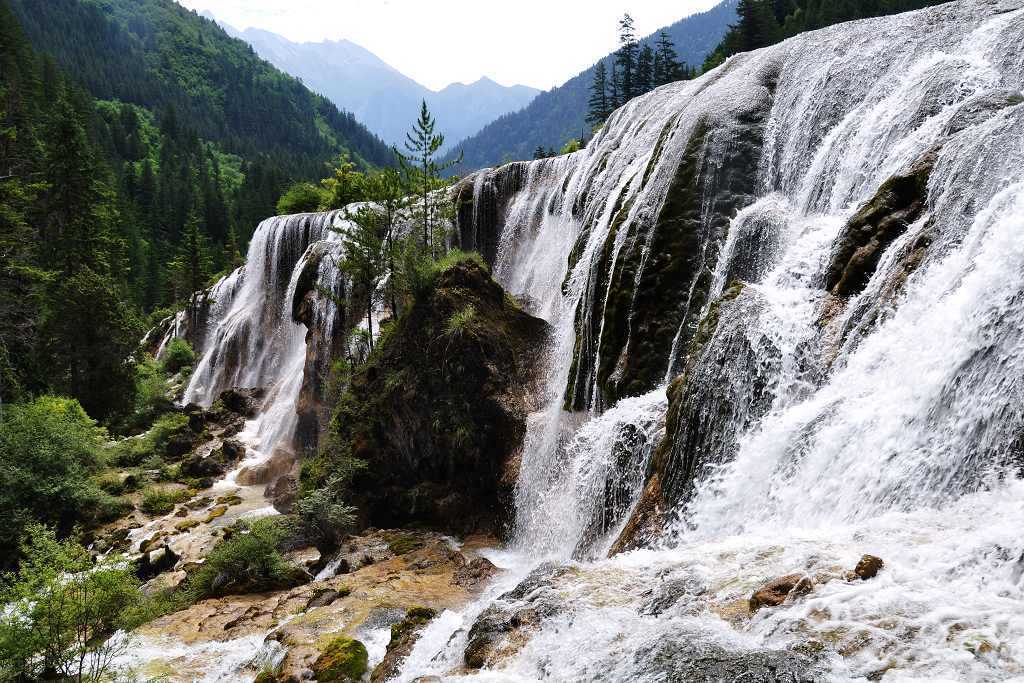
[[615, 14, 639, 103], [654, 31, 686, 86], [171, 212, 212, 298], [341, 206, 385, 349], [587, 61, 611, 126], [398, 101, 461, 256], [533, 146, 548, 160], [635, 45, 655, 96], [734, 0, 781, 53]]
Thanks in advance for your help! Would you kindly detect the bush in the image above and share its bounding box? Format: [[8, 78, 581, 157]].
[[185, 518, 304, 600], [0, 397, 109, 567], [111, 411, 193, 466], [277, 181, 326, 214], [140, 486, 191, 515], [0, 524, 142, 681], [293, 477, 358, 551], [160, 338, 195, 375], [121, 357, 176, 433]]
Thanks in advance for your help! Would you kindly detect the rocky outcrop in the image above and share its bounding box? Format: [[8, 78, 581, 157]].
[[824, 152, 935, 298], [321, 257, 548, 535], [453, 163, 529, 266], [464, 564, 572, 669], [749, 573, 814, 612]]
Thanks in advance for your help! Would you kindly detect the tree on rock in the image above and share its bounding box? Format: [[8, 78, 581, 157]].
[[587, 61, 612, 127]]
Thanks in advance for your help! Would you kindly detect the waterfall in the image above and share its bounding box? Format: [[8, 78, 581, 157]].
[[158, 211, 352, 481], [397, 1, 1024, 679]]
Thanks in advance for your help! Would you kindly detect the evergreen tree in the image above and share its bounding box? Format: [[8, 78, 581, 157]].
[[654, 31, 687, 86], [177, 213, 212, 298], [533, 146, 549, 160], [636, 45, 655, 96], [587, 61, 612, 126], [398, 101, 461, 255], [340, 206, 385, 349], [615, 14, 640, 103]]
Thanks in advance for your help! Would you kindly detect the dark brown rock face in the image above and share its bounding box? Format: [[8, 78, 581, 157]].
[[322, 258, 548, 536], [853, 554, 885, 580], [749, 573, 814, 612], [824, 153, 935, 298]]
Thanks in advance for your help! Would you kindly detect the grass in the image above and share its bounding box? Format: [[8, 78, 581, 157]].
[[140, 486, 192, 516]]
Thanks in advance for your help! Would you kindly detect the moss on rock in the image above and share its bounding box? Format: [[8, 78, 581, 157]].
[[312, 636, 368, 683], [311, 255, 548, 536]]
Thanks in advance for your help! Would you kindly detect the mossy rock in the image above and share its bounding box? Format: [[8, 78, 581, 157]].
[[313, 636, 368, 682], [390, 606, 436, 641], [175, 518, 200, 532], [386, 532, 424, 556], [204, 505, 228, 522]]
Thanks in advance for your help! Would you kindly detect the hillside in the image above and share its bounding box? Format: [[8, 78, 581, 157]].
[[443, 0, 738, 173], [218, 22, 539, 150], [8, 0, 394, 177]]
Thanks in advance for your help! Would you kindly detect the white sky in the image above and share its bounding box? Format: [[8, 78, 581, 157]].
[[177, 0, 720, 91]]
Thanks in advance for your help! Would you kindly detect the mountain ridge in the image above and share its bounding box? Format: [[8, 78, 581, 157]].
[[207, 14, 540, 150]]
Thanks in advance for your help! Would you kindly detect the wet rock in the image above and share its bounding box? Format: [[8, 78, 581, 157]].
[[217, 387, 265, 417], [237, 447, 295, 486], [464, 564, 570, 669], [749, 573, 814, 612], [824, 152, 935, 298], [452, 556, 498, 588], [137, 544, 179, 580], [853, 554, 884, 580], [636, 637, 823, 682], [371, 606, 437, 682], [179, 452, 227, 479], [640, 574, 707, 616], [312, 636, 368, 683], [266, 472, 298, 513], [306, 587, 348, 610], [220, 439, 246, 463]]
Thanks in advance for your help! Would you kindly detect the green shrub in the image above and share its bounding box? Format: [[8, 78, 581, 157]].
[[0, 397, 109, 566], [0, 524, 142, 681], [277, 181, 326, 214], [140, 486, 191, 516], [160, 338, 195, 375], [293, 477, 358, 551], [110, 412, 193, 466], [184, 518, 304, 600]]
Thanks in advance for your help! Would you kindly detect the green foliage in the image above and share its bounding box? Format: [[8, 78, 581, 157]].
[[320, 154, 367, 211], [399, 101, 461, 255], [0, 396, 112, 566], [702, 0, 953, 71], [277, 181, 327, 214], [128, 357, 176, 429], [313, 636, 368, 683], [184, 517, 302, 600], [160, 337, 195, 375], [559, 139, 583, 155], [0, 524, 141, 681], [139, 485, 191, 515], [293, 477, 359, 551], [111, 411, 192, 466]]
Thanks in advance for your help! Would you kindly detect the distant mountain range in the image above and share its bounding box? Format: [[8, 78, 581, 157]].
[[443, 0, 739, 173], [206, 14, 540, 151]]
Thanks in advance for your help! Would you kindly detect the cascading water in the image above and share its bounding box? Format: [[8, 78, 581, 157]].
[[398, 1, 1024, 680], [157, 211, 352, 495]]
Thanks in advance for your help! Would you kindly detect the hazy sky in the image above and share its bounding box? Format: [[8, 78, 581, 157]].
[[177, 0, 720, 91]]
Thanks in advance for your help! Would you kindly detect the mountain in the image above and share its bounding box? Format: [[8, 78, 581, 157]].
[[213, 20, 540, 150], [443, 0, 739, 173], [7, 0, 394, 176]]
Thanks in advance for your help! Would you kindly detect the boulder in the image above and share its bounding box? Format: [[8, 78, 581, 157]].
[[237, 447, 295, 486], [371, 606, 437, 682], [749, 573, 814, 612], [464, 564, 569, 669], [452, 556, 498, 588], [179, 453, 226, 479], [853, 554, 884, 580], [312, 636, 368, 683], [322, 257, 548, 536], [217, 387, 265, 417], [137, 544, 179, 580]]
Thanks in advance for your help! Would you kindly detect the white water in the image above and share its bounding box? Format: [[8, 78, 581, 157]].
[[396, 1, 1024, 680]]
